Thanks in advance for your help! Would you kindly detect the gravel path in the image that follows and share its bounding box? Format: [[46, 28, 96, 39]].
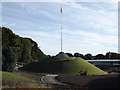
[[41, 74, 67, 85]]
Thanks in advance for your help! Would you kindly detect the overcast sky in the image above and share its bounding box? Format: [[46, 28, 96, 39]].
[[1, 1, 118, 55]]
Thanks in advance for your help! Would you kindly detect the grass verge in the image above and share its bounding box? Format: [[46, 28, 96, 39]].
[[1, 71, 52, 88]]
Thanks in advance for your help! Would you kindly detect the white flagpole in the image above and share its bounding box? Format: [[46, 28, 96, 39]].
[[60, 4, 63, 52]]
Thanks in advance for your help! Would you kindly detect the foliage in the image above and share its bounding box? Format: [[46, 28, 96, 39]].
[[95, 54, 105, 59], [2, 47, 17, 71], [74, 52, 80, 57], [20, 38, 32, 63], [73, 52, 120, 60], [66, 53, 73, 57], [84, 53, 93, 60], [74, 52, 84, 59], [2, 27, 46, 71]]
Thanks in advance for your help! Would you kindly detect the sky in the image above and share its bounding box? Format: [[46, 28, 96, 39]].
[[1, 1, 118, 55]]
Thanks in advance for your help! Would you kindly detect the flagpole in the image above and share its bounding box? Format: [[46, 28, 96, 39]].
[[60, 4, 63, 52]]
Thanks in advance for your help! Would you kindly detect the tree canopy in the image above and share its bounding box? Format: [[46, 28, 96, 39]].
[[2, 27, 46, 71]]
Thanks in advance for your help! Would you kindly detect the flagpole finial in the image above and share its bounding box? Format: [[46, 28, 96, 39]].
[[60, 7, 62, 13]]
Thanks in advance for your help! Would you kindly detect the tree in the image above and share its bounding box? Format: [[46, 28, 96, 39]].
[[66, 53, 73, 57], [79, 54, 84, 59], [105, 52, 120, 59], [74, 52, 84, 58], [28, 38, 46, 61], [2, 47, 17, 72], [84, 53, 92, 60], [95, 54, 105, 59], [2, 27, 46, 71], [74, 52, 80, 57], [20, 38, 32, 63]]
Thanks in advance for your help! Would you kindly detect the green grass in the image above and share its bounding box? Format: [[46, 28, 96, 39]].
[[2, 71, 35, 82], [21, 57, 107, 75], [1, 71, 53, 88], [2, 71, 39, 88]]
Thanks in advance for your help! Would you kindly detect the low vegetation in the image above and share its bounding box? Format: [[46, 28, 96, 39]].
[[2, 71, 35, 82], [2, 71, 52, 88], [2, 71, 36, 88], [20, 57, 107, 75]]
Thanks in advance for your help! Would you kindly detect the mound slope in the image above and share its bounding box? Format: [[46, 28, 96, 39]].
[[21, 57, 107, 75]]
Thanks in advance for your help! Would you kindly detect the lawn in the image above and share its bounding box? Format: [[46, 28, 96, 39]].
[[1, 71, 51, 88], [2, 72, 35, 82]]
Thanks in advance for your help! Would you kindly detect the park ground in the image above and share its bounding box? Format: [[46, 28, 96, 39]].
[[2, 71, 52, 88], [56, 73, 120, 88], [1, 67, 120, 89]]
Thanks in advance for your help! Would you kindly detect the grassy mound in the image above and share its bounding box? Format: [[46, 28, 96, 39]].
[[21, 57, 107, 75]]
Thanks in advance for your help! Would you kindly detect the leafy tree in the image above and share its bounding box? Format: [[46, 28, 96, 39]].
[[74, 53, 84, 58], [95, 54, 105, 59], [20, 38, 32, 63], [66, 53, 73, 57], [2, 27, 46, 71], [84, 53, 92, 60], [105, 52, 120, 59], [2, 47, 17, 72], [74, 52, 80, 57], [28, 38, 46, 60], [79, 54, 84, 59]]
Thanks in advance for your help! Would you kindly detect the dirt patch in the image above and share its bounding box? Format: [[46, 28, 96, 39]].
[[56, 74, 120, 88]]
